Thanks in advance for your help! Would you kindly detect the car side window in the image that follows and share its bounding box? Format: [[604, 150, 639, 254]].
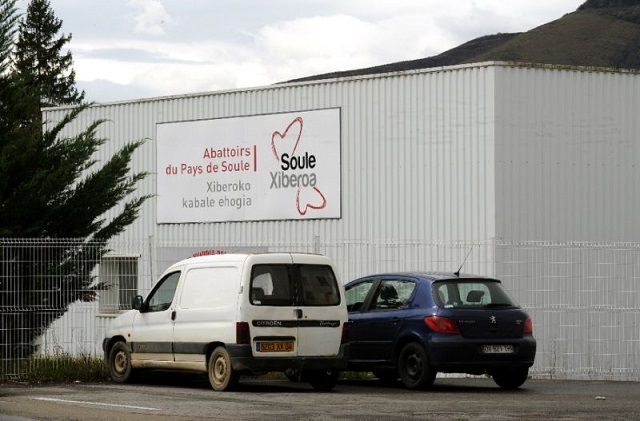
[[371, 279, 415, 310], [145, 271, 181, 312], [345, 280, 375, 312]]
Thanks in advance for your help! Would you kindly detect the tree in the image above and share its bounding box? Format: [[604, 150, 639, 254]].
[[0, 0, 17, 76], [0, 0, 21, 131], [0, 0, 150, 360], [14, 0, 84, 113], [0, 107, 151, 359]]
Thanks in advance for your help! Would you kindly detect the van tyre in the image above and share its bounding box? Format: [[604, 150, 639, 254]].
[[308, 369, 339, 391], [208, 346, 239, 391], [109, 341, 134, 383], [397, 342, 436, 390], [491, 368, 529, 390]]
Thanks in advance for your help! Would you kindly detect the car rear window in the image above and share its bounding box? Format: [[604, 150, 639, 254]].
[[432, 280, 519, 309]]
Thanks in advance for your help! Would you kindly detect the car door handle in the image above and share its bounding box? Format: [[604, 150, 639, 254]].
[[171, 310, 176, 321], [390, 317, 401, 324], [294, 309, 303, 319]]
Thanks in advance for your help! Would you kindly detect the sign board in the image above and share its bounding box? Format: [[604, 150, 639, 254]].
[[156, 108, 341, 223]]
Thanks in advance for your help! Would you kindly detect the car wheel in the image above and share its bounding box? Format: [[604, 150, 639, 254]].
[[373, 369, 399, 384], [208, 346, 239, 391], [491, 368, 529, 390], [308, 369, 340, 391], [108, 341, 134, 383], [397, 342, 436, 390]]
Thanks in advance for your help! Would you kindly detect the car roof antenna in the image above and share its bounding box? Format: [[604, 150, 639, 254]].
[[454, 247, 473, 277]]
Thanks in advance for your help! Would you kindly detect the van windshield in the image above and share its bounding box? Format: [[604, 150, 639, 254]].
[[250, 264, 340, 306]]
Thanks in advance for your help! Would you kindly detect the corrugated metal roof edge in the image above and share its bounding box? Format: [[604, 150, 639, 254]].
[[43, 60, 640, 112]]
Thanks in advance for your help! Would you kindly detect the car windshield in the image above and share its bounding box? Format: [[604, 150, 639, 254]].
[[432, 280, 519, 309]]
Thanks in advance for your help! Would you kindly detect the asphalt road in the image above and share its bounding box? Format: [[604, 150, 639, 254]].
[[1, 374, 639, 421]]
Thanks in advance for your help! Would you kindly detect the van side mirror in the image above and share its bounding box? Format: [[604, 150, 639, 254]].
[[132, 295, 144, 310]]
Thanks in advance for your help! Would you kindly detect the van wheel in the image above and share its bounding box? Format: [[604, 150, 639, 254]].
[[109, 341, 134, 383], [308, 369, 339, 391], [397, 342, 436, 390], [208, 346, 239, 391]]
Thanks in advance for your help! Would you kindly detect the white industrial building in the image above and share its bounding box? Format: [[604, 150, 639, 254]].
[[40, 61, 640, 381]]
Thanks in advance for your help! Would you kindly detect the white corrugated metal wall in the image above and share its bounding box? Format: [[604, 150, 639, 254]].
[[495, 64, 640, 242], [44, 63, 498, 270], [493, 65, 640, 380]]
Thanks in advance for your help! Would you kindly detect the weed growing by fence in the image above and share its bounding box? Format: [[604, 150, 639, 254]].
[[0, 355, 108, 383]]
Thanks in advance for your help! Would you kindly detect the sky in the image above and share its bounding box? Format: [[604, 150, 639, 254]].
[[16, 0, 586, 103]]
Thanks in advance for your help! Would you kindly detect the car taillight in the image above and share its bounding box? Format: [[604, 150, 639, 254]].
[[341, 321, 351, 345], [523, 316, 533, 335], [236, 322, 250, 344], [424, 316, 460, 334]]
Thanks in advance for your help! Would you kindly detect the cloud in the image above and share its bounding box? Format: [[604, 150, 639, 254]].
[[70, 38, 261, 99], [253, 13, 447, 81], [76, 78, 156, 103], [62, 0, 586, 102], [80, 47, 195, 64], [127, 0, 174, 36]]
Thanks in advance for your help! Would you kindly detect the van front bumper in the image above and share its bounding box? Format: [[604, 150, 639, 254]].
[[227, 343, 350, 372]]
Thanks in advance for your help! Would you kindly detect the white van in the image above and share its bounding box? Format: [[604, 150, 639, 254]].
[[102, 253, 350, 391]]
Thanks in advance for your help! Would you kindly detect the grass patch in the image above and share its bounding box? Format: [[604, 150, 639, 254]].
[[1, 355, 109, 384], [340, 371, 376, 380]]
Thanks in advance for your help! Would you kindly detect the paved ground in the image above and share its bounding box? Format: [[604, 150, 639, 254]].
[[1, 375, 639, 420]]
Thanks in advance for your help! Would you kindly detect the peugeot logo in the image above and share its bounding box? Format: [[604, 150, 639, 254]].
[[489, 316, 497, 324]]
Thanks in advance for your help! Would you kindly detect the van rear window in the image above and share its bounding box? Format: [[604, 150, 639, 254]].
[[250, 264, 340, 306]]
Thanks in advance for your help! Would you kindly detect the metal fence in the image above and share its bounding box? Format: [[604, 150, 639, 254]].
[[1, 238, 639, 381]]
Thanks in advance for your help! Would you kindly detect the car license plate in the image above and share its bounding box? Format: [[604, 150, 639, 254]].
[[482, 345, 514, 354], [256, 341, 294, 352]]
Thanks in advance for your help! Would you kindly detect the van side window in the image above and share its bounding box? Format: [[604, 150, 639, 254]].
[[146, 271, 181, 312], [250, 265, 293, 306]]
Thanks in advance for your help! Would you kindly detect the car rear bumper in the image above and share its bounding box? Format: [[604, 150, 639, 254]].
[[227, 343, 350, 372], [427, 335, 536, 373]]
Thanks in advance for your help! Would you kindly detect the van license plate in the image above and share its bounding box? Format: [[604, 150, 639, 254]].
[[482, 345, 514, 354], [257, 341, 294, 352]]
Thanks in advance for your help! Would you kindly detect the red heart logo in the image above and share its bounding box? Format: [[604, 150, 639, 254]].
[[271, 117, 303, 161], [296, 187, 327, 216]]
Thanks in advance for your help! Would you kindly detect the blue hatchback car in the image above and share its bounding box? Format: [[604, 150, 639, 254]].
[[344, 272, 536, 390]]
